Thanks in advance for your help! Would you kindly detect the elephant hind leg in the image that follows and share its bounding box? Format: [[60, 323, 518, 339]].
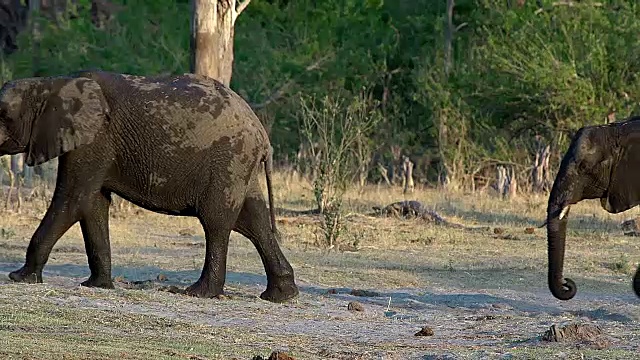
[[233, 179, 298, 303], [186, 193, 243, 299]]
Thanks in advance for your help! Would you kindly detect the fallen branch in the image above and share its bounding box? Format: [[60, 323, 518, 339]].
[[369, 200, 490, 231]]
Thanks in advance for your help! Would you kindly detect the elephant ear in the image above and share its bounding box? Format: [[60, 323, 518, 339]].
[[602, 139, 640, 213], [26, 77, 109, 166]]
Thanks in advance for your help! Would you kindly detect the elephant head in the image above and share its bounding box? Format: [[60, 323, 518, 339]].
[[0, 76, 109, 166], [547, 117, 640, 300]]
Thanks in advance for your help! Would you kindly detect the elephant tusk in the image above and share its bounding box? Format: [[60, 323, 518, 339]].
[[559, 206, 570, 220]]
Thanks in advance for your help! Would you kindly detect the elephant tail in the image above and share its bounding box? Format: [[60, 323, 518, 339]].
[[264, 146, 278, 236]]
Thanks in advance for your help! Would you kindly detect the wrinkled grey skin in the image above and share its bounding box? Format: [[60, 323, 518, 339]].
[[0, 70, 298, 302], [547, 116, 640, 300]]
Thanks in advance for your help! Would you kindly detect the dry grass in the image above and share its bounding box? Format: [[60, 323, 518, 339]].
[[0, 171, 638, 359]]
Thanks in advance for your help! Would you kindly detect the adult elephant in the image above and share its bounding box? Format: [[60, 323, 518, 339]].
[[547, 116, 640, 300], [0, 70, 299, 303]]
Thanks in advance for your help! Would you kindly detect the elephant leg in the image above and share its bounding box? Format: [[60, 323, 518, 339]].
[[79, 190, 113, 289], [8, 155, 99, 283], [233, 179, 298, 303], [185, 185, 243, 298], [9, 191, 81, 283], [185, 219, 235, 298]]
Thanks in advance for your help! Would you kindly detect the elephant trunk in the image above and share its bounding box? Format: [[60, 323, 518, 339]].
[[546, 206, 577, 300]]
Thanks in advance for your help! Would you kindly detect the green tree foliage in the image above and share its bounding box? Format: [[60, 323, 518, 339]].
[[2, 0, 640, 187]]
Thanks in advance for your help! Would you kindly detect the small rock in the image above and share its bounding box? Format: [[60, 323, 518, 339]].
[[415, 326, 434, 336], [347, 301, 364, 312], [621, 217, 640, 233], [524, 227, 535, 234], [157, 273, 168, 282], [269, 352, 296, 360], [542, 322, 612, 348], [491, 303, 512, 310], [159, 285, 185, 294], [350, 289, 380, 297], [423, 354, 456, 360], [178, 228, 195, 237], [542, 323, 603, 342], [131, 279, 153, 286], [493, 227, 505, 234], [497, 233, 519, 240]]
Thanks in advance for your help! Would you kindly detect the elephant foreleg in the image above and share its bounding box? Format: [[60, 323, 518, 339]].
[[9, 192, 81, 283], [79, 190, 113, 289], [233, 179, 298, 303]]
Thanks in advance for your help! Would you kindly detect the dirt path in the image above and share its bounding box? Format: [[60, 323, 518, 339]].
[[1, 248, 638, 358], [0, 210, 639, 359]]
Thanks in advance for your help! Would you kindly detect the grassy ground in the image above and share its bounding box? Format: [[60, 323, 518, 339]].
[[0, 172, 638, 359]]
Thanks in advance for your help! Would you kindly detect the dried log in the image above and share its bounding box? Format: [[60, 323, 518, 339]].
[[370, 200, 489, 231]]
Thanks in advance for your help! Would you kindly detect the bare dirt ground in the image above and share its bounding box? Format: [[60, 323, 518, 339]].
[[0, 175, 639, 359]]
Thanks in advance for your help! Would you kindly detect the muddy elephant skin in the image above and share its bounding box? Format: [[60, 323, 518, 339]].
[[0, 70, 298, 303], [547, 116, 640, 300]]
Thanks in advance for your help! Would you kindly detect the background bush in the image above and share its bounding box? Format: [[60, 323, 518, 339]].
[[3, 0, 639, 189]]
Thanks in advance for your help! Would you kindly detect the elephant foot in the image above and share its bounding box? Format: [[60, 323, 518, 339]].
[[260, 281, 299, 303], [8, 266, 42, 284], [81, 276, 114, 289], [184, 280, 223, 299]]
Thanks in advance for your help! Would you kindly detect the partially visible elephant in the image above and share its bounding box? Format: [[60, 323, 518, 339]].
[[547, 116, 640, 300], [0, 70, 299, 303]]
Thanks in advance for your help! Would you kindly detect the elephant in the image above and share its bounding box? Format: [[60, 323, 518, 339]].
[[547, 116, 640, 300], [0, 70, 299, 303]]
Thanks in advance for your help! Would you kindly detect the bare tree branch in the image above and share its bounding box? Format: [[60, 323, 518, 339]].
[[250, 54, 332, 110], [236, 0, 251, 17], [455, 22, 468, 32]]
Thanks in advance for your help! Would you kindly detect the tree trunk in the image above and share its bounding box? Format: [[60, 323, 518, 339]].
[[496, 165, 517, 199], [444, 0, 455, 76], [30, 0, 41, 76], [190, 0, 251, 86]]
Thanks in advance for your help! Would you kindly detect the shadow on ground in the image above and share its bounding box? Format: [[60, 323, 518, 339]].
[[1, 260, 636, 325]]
